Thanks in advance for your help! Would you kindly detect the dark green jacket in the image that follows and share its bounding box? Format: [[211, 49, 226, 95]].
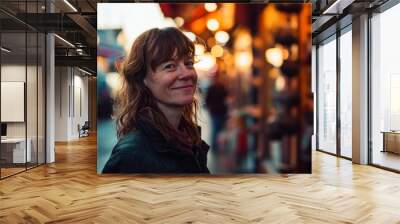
[[102, 118, 210, 174]]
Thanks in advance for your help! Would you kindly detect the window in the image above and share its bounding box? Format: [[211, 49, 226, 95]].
[[371, 3, 400, 171], [339, 28, 352, 158], [317, 36, 337, 154]]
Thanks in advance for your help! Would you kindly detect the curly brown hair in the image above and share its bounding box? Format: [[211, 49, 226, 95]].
[[115, 27, 201, 146]]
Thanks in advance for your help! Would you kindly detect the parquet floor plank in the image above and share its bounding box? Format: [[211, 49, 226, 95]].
[[1, 134, 400, 223]]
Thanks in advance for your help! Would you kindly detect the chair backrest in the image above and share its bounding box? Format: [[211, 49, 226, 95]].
[[82, 121, 90, 129]]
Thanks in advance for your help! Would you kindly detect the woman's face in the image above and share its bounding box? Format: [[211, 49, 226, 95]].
[[144, 55, 197, 107]]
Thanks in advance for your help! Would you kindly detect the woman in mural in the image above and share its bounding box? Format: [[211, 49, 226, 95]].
[[102, 27, 210, 173]]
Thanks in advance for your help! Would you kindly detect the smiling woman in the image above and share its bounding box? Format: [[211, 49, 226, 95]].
[[102, 27, 210, 174]]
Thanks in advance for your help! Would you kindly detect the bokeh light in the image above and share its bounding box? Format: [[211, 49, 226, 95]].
[[265, 47, 284, 68], [174, 17, 184, 27], [211, 45, 224, 58], [183, 31, 196, 42], [215, 31, 230, 44], [204, 3, 217, 12], [195, 44, 206, 56], [275, 75, 286, 91], [235, 51, 253, 73], [194, 53, 216, 72], [207, 19, 220, 31]]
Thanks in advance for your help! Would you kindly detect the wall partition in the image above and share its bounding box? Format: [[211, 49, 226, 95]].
[[0, 1, 46, 179], [1, 30, 28, 177]]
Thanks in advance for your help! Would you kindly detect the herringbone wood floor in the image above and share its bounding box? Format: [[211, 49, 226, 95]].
[[1, 135, 400, 224]]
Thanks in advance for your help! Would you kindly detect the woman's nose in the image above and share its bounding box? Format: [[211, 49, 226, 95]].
[[177, 62, 196, 79]]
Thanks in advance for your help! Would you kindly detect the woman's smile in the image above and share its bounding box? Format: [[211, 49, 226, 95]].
[[171, 84, 194, 91]]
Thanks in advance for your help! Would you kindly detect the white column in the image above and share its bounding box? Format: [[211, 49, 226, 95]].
[[352, 14, 369, 164], [45, 0, 55, 163], [46, 33, 55, 163]]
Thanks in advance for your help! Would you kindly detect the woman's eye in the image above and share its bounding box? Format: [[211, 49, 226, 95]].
[[185, 61, 194, 68], [164, 63, 176, 70]]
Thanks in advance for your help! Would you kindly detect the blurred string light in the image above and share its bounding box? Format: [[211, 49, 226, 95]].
[[275, 75, 286, 91], [265, 47, 284, 68], [183, 31, 196, 42], [204, 3, 217, 12], [211, 45, 224, 58], [174, 17, 184, 27], [215, 31, 230, 45], [235, 51, 253, 73], [290, 44, 299, 60], [234, 30, 252, 50], [282, 48, 289, 60], [275, 44, 289, 60], [207, 19, 219, 31], [194, 53, 216, 72], [269, 67, 281, 79]]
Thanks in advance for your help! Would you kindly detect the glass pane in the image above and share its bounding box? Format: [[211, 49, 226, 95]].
[[38, 33, 45, 165], [1, 30, 27, 177], [340, 29, 352, 158], [312, 45, 317, 151], [317, 37, 337, 154], [27, 31, 38, 169], [371, 4, 400, 171]]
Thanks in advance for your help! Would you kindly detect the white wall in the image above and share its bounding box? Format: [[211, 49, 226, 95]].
[[71, 73, 89, 139], [55, 66, 69, 141], [54, 67, 89, 141], [1, 65, 26, 130], [1, 65, 35, 138]]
